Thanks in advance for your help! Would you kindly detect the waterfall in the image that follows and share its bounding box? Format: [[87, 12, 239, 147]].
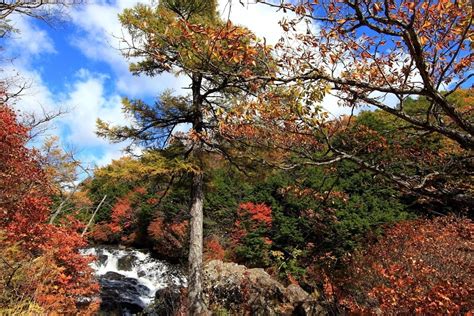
[[82, 246, 186, 314]]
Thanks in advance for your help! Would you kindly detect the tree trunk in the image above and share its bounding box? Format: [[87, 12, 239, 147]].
[[49, 185, 78, 224], [81, 195, 107, 237], [188, 171, 207, 315], [188, 71, 207, 315]]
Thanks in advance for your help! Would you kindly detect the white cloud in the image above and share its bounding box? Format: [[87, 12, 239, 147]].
[[218, 0, 316, 46], [54, 69, 135, 168], [1, 13, 57, 118], [219, 0, 287, 45], [0, 4, 133, 167], [6, 66, 129, 167], [80, 145, 126, 169], [2, 24, 127, 168], [2, 65, 56, 113], [68, 0, 190, 98], [6, 14, 56, 58], [60, 69, 124, 147], [1, 13, 58, 124]]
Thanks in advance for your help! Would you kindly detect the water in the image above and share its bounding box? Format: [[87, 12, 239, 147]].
[[81, 246, 186, 314]]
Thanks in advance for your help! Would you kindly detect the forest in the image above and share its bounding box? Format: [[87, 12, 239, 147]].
[[0, 0, 473, 315]]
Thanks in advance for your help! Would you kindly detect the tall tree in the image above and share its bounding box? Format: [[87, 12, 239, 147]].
[[97, 0, 271, 313]]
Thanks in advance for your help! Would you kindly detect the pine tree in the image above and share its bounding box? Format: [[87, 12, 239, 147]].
[[98, 0, 272, 313]]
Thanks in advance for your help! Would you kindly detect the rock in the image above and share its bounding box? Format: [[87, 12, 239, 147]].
[[117, 254, 136, 271], [97, 254, 109, 266], [99, 271, 150, 314], [203, 260, 327, 315], [146, 284, 184, 316], [294, 300, 328, 316], [286, 284, 309, 302]]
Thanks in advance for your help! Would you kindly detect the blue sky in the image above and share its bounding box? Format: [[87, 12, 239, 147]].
[[2, 0, 349, 169]]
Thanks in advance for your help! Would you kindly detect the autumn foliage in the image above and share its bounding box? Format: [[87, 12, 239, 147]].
[[90, 196, 134, 243], [237, 202, 272, 227], [232, 202, 272, 242], [203, 236, 226, 262], [148, 216, 189, 259], [231, 202, 273, 266], [90, 188, 144, 244], [220, 0, 473, 209], [336, 216, 474, 314], [0, 105, 99, 314]]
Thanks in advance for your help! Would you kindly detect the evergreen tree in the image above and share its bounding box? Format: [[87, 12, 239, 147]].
[[97, 0, 271, 312]]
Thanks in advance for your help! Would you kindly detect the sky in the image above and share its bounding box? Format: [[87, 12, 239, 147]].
[[2, 0, 351, 169]]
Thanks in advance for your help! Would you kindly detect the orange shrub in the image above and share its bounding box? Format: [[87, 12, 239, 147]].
[[148, 216, 189, 259], [90, 193, 139, 244], [204, 236, 226, 262], [0, 105, 99, 313], [337, 216, 474, 314]]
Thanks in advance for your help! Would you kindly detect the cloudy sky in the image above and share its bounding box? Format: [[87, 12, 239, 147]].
[[2, 0, 347, 168]]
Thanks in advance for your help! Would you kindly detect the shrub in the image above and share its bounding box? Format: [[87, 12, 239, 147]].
[[204, 236, 226, 262], [337, 216, 474, 314], [148, 216, 190, 259], [0, 230, 99, 314], [0, 105, 99, 313], [231, 202, 273, 267]]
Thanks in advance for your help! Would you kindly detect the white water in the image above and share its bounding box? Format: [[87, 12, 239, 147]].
[[82, 246, 186, 306]]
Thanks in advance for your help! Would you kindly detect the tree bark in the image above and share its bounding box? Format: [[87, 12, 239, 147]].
[[49, 185, 79, 224], [188, 72, 208, 315], [81, 195, 107, 237], [188, 171, 207, 315]]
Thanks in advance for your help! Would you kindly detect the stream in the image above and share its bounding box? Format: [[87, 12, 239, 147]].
[[82, 246, 186, 315]]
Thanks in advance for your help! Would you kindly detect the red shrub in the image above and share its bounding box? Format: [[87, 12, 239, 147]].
[[148, 216, 165, 240], [0, 105, 99, 313], [110, 196, 133, 230], [229, 203, 273, 266], [231, 202, 272, 244], [238, 202, 272, 226], [337, 216, 474, 314], [204, 236, 226, 261], [148, 216, 189, 259], [170, 221, 188, 241], [133, 186, 147, 195], [90, 194, 137, 243], [90, 223, 116, 243]]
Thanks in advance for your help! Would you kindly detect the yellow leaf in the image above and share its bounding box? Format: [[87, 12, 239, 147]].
[[419, 36, 427, 46]]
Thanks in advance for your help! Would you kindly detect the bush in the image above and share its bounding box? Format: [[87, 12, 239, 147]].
[[336, 216, 474, 314], [0, 105, 99, 313], [0, 230, 99, 314], [231, 202, 273, 267], [148, 216, 190, 260], [204, 236, 226, 262]]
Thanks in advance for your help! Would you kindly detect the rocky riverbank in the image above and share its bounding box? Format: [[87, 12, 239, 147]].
[[202, 260, 327, 315], [147, 260, 327, 315], [83, 246, 327, 315], [82, 246, 185, 315]]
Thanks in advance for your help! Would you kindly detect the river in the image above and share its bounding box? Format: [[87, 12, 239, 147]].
[[82, 246, 186, 315]]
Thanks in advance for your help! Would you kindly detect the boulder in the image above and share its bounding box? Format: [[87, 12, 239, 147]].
[[145, 284, 184, 316], [97, 253, 109, 266], [203, 260, 327, 315], [99, 271, 150, 314], [117, 253, 136, 271]]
